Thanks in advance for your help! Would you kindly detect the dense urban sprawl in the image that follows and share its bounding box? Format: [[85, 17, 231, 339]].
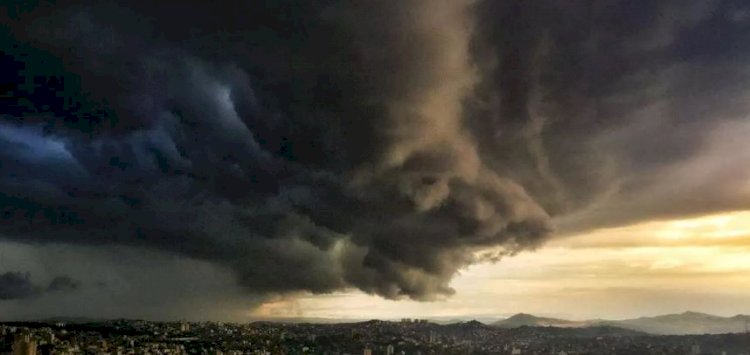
[[2, 319, 750, 354]]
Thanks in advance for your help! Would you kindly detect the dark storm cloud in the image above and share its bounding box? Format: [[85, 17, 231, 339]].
[[0, 272, 80, 300], [47, 275, 80, 292], [1, 0, 749, 301], [0, 272, 36, 300], [469, 0, 750, 232]]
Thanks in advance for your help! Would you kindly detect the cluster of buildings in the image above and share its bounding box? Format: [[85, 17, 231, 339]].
[[1, 319, 749, 354], [1, 323, 189, 355]]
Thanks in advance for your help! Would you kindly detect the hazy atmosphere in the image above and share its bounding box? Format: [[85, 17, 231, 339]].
[[2, 0, 750, 323]]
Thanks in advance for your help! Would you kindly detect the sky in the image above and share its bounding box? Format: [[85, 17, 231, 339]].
[[254, 210, 750, 322], [1, 0, 750, 321]]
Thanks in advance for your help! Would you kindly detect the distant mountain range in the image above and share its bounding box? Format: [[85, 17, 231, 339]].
[[443, 319, 647, 338], [493, 311, 750, 335]]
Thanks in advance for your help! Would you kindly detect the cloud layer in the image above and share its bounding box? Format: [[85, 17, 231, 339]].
[[1, 0, 749, 305], [0, 272, 79, 300]]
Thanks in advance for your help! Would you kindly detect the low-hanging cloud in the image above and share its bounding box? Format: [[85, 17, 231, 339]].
[[0, 272, 80, 300], [1, 0, 749, 303]]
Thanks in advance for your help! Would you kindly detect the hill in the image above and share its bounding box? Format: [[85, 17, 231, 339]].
[[493, 313, 585, 328], [492, 311, 750, 335], [610, 311, 750, 335]]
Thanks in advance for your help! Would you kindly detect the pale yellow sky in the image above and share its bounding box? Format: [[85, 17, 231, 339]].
[[251, 210, 750, 320]]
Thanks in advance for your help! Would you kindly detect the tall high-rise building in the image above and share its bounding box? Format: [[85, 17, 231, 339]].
[[43, 332, 54, 345], [429, 330, 437, 344], [13, 334, 37, 355]]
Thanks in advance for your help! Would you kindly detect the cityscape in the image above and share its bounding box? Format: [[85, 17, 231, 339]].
[[2, 316, 750, 355]]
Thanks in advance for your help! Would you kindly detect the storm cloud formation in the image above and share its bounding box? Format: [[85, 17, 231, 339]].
[[1, 0, 749, 303], [0, 272, 36, 300], [0, 272, 79, 300]]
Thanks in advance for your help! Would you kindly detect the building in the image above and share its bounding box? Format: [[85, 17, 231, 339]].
[[43, 332, 54, 345], [429, 330, 437, 344], [13, 334, 37, 355], [386, 344, 394, 355], [363, 347, 372, 355]]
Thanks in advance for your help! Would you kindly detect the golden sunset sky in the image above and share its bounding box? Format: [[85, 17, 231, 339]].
[[253, 210, 750, 320]]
